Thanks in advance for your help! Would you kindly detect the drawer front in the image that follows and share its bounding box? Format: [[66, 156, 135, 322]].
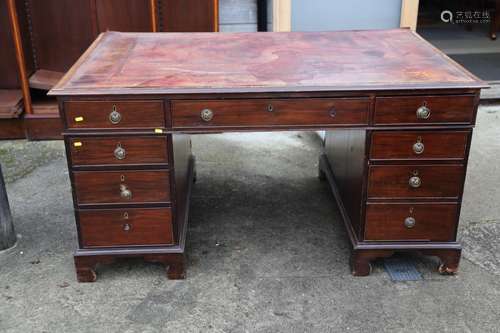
[[172, 98, 370, 128], [78, 208, 174, 247], [64, 100, 165, 129], [367, 164, 464, 199], [365, 203, 458, 241], [74, 170, 171, 205], [374, 95, 475, 125], [370, 130, 470, 160], [69, 136, 169, 167]]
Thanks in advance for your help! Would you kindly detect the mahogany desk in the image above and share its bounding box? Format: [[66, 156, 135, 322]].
[[49, 29, 486, 282]]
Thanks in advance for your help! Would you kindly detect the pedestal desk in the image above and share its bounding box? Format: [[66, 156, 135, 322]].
[[49, 29, 486, 282]]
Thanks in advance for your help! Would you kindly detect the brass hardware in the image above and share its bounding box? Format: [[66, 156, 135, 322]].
[[73, 141, 82, 147], [114, 144, 126, 160], [120, 174, 126, 182], [413, 137, 424, 155], [74, 116, 84, 122], [123, 212, 129, 219], [404, 217, 416, 229], [120, 184, 132, 200], [329, 107, 337, 118], [154, 128, 163, 134], [409, 176, 421, 188], [416, 105, 431, 119], [200, 108, 214, 122], [123, 223, 132, 231], [109, 105, 122, 124], [267, 104, 274, 112]]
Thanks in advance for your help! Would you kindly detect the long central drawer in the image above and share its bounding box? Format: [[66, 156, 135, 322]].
[[171, 98, 370, 128]]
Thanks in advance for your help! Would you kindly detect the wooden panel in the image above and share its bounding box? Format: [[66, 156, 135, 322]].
[[29, 70, 64, 90], [64, 100, 165, 129], [172, 98, 369, 129], [0, 0, 20, 88], [365, 202, 458, 241], [69, 136, 169, 166], [159, 0, 218, 32], [78, 208, 174, 247], [367, 164, 465, 199], [0, 90, 23, 118], [374, 95, 476, 125], [27, 0, 95, 72], [96, 0, 152, 32], [49, 30, 486, 96], [73, 170, 171, 205], [370, 130, 470, 160], [0, 118, 25, 139]]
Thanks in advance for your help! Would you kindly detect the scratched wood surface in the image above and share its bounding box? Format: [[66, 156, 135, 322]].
[[50, 29, 485, 95]]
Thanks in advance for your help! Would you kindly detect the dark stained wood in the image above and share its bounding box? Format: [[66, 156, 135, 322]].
[[158, 0, 218, 32], [0, 118, 24, 139], [24, 113, 63, 140], [365, 203, 458, 241], [68, 136, 169, 167], [0, 90, 23, 118], [73, 170, 171, 205], [64, 100, 165, 130], [172, 98, 370, 129], [323, 129, 367, 237], [96, 0, 153, 32], [0, 1, 21, 89], [26, 0, 96, 73], [29, 69, 64, 90], [49, 30, 486, 96], [171, 134, 192, 242], [367, 164, 465, 199], [370, 130, 470, 160], [78, 207, 174, 247], [374, 95, 476, 125]]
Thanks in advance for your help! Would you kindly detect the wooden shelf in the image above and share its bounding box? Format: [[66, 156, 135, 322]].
[[0, 89, 23, 119], [31, 98, 59, 115], [29, 69, 65, 90]]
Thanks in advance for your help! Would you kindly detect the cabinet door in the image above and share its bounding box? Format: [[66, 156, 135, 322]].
[[158, 0, 218, 32], [96, 0, 153, 32]]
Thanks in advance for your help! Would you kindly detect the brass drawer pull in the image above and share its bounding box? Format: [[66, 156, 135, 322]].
[[122, 223, 132, 232], [120, 184, 132, 200], [413, 137, 425, 155], [416, 105, 431, 119], [267, 104, 274, 112], [201, 108, 214, 122], [404, 217, 416, 229], [109, 105, 122, 124], [114, 144, 126, 160], [409, 176, 421, 188], [329, 107, 336, 118]]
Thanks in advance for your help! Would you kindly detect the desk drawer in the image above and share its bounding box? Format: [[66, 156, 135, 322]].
[[365, 203, 458, 241], [74, 170, 171, 205], [64, 100, 165, 129], [68, 136, 169, 167], [367, 164, 464, 199], [78, 208, 174, 247], [172, 98, 369, 128], [374, 95, 475, 125], [370, 130, 470, 160]]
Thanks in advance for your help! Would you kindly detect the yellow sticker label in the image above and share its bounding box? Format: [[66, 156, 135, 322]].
[[73, 142, 82, 147], [154, 128, 163, 134], [74, 116, 84, 122]]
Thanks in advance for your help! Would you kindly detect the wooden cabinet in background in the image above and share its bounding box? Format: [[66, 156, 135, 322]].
[[1, 0, 219, 140]]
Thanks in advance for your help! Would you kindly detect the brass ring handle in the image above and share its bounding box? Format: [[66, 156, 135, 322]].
[[120, 184, 132, 200], [201, 108, 214, 122], [404, 217, 416, 229], [416, 105, 431, 119], [413, 140, 425, 155], [123, 223, 132, 231], [109, 106, 122, 124], [114, 145, 126, 160], [409, 176, 421, 188]]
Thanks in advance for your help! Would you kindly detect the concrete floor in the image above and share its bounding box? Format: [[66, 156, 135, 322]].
[[0, 106, 499, 332]]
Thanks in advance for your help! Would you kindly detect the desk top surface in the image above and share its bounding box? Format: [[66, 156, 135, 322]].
[[50, 29, 485, 96]]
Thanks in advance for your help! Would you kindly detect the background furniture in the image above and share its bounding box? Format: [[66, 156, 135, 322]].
[[0, 0, 219, 140], [49, 29, 485, 281]]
